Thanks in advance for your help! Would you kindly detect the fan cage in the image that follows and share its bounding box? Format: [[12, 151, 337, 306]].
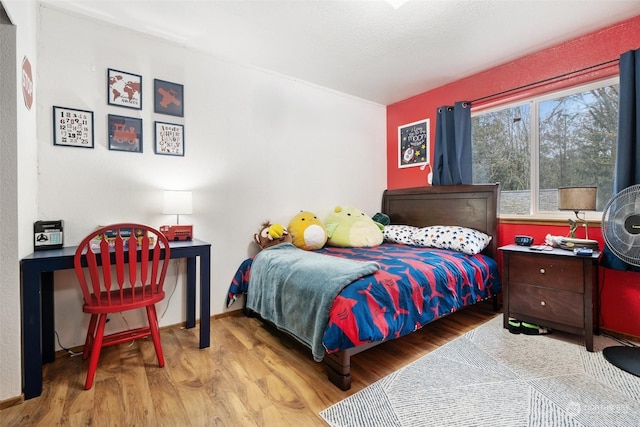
[[601, 184, 640, 267]]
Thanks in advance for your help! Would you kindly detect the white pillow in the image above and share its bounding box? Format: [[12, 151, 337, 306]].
[[382, 225, 419, 245], [411, 225, 492, 255]]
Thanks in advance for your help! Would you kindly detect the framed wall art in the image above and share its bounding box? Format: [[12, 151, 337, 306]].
[[107, 68, 142, 110], [108, 114, 143, 153], [154, 121, 184, 156], [154, 79, 184, 117], [398, 118, 430, 168], [52, 106, 94, 148]]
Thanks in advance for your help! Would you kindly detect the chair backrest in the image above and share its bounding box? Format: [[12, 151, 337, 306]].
[[74, 223, 170, 306]]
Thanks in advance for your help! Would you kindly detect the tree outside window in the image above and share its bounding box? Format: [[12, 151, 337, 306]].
[[472, 77, 619, 216]]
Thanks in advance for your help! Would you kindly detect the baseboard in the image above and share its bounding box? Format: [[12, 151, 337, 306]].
[[600, 327, 640, 345], [215, 309, 244, 318], [0, 394, 23, 410], [52, 311, 244, 358]]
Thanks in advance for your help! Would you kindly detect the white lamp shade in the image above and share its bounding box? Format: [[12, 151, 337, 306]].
[[163, 190, 193, 215]]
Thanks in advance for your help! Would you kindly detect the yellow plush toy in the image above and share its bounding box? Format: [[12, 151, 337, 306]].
[[324, 206, 383, 248], [287, 211, 327, 250]]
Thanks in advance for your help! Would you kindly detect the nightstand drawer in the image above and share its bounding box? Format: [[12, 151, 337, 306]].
[[509, 282, 584, 327], [508, 253, 584, 292]]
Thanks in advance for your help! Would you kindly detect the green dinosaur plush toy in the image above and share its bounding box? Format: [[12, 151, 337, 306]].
[[324, 206, 383, 248]]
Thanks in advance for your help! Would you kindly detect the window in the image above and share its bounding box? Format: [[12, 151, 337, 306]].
[[472, 77, 619, 216]]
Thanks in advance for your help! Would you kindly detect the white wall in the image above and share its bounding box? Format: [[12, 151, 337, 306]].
[[35, 6, 386, 354], [0, 0, 386, 404], [1, 0, 38, 403]]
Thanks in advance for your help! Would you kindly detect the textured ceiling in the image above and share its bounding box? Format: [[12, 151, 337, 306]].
[[39, 0, 640, 105]]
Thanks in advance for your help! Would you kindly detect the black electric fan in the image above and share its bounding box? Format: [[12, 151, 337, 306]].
[[601, 184, 640, 377]]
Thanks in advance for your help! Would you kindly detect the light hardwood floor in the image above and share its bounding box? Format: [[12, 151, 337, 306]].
[[1, 302, 500, 426]]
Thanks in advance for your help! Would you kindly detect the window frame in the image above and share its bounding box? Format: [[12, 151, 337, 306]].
[[471, 75, 620, 220]]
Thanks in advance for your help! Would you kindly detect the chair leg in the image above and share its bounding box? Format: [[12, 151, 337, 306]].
[[146, 305, 165, 367], [84, 314, 107, 390], [83, 314, 98, 360]]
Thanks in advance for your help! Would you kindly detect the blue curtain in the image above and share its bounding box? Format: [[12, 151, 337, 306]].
[[432, 101, 472, 185], [602, 48, 640, 270]]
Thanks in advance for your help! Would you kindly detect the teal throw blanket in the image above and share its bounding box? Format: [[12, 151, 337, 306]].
[[246, 243, 379, 361]]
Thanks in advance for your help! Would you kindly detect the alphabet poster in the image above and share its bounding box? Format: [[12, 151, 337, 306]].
[[154, 121, 184, 156]]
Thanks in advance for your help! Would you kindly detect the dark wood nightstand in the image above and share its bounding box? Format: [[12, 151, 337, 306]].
[[499, 244, 600, 351]]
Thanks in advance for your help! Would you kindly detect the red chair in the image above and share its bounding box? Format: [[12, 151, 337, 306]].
[[73, 223, 170, 389]]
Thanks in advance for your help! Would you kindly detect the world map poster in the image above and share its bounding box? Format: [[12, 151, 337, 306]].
[[108, 68, 142, 110]]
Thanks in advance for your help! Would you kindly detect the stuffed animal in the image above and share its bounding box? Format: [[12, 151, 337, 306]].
[[254, 221, 292, 249], [324, 206, 383, 247], [372, 212, 390, 227], [287, 210, 327, 250]]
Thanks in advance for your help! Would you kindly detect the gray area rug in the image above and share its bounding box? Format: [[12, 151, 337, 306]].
[[320, 316, 640, 427]]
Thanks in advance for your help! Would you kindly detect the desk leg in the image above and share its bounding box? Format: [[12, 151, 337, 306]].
[[185, 258, 196, 329], [21, 268, 43, 399], [200, 250, 211, 349], [42, 272, 56, 363]]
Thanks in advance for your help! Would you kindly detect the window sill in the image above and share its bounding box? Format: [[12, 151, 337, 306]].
[[499, 215, 602, 227]]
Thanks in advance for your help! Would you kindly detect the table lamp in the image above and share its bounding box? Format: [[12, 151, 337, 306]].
[[557, 186, 597, 240], [163, 190, 192, 224]]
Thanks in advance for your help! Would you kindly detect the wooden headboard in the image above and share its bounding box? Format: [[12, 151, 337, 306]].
[[381, 184, 500, 260]]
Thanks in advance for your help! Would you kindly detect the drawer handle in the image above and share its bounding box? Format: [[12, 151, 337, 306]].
[[540, 268, 546, 274], [540, 301, 546, 306]]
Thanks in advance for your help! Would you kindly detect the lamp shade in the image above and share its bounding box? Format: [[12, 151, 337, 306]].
[[558, 186, 597, 211], [163, 190, 193, 215]]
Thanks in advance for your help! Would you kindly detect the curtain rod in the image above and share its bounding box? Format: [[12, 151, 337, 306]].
[[470, 58, 619, 104]]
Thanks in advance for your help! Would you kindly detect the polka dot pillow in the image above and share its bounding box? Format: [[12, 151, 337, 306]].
[[382, 225, 419, 245], [411, 225, 492, 255]]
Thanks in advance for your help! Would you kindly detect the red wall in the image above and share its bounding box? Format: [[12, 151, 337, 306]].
[[386, 15, 640, 337]]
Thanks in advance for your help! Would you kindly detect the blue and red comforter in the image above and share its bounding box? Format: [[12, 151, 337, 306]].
[[227, 243, 501, 356]]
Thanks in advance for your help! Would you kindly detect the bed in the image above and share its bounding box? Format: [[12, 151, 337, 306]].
[[227, 184, 502, 390]]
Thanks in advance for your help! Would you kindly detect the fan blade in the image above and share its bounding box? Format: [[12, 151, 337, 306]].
[[602, 184, 640, 267]]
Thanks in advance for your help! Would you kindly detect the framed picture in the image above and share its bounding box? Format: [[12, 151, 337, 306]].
[[398, 118, 430, 168], [154, 121, 184, 156], [52, 106, 94, 148], [108, 114, 143, 153], [107, 69, 142, 109], [154, 79, 184, 117]]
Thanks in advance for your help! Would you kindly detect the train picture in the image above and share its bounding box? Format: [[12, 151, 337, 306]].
[[108, 114, 143, 152]]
